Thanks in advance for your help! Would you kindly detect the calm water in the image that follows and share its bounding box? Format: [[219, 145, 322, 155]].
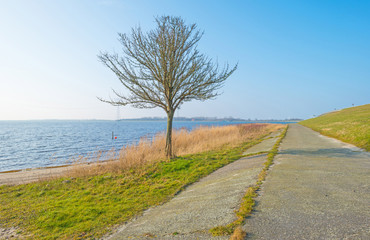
[[0, 120, 290, 172]]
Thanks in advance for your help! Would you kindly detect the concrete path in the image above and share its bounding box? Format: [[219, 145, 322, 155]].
[[105, 131, 283, 240], [243, 130, 281, 156], [243, 124, 370, 239]]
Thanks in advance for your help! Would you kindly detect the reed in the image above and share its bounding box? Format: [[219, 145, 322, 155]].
[[68, 124, 282, 177]]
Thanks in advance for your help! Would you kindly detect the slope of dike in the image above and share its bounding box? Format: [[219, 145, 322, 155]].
[[300, 103, 370, 151], [243, 124, 370, 239]]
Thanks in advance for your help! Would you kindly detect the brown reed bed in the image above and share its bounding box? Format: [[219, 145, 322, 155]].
[[67, 123, 283, 177]]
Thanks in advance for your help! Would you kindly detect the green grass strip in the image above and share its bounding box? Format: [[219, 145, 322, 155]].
[[209, 125, 288, 237]]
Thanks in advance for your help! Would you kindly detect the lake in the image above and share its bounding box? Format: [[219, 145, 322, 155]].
[[0, 120, 291, 172]]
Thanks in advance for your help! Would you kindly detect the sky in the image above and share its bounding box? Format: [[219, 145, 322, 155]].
[[0, 0, 369, 120]]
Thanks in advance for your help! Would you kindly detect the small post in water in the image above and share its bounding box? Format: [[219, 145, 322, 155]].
[[112, 131, 114, 140]]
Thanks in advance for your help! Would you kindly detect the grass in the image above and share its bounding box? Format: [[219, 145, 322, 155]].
[[0, 124, 283, 239], [299, 104, 370, 151], [209, 125, 288, 238]]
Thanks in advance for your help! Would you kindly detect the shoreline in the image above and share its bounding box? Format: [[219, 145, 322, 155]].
[[0, 123, 285, 185], [0, 121, 291, 174], [0, 165, 72, 185], [0, 160, 113, 185], [0, 164, 71, 174]]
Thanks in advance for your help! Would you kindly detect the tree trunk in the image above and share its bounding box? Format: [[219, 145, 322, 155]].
[[165, 110, 174, 158]]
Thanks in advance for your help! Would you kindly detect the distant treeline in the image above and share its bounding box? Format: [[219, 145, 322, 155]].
[[118, 117, 302, 122]]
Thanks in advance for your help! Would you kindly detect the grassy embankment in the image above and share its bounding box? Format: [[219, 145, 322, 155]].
[[300, 104, 370, 151], [0, 123, 283, 239]]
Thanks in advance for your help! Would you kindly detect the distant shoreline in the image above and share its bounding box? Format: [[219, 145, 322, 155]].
[[0, 118, 302, 122], [118, 117, 302, 122]]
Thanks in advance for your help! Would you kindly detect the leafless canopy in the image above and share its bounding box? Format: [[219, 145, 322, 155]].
[[98, 16, 236, 112], [98, 16, 237, 157]]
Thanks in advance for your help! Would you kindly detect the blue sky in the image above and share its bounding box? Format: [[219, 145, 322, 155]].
[[0, 0, 369, 120]]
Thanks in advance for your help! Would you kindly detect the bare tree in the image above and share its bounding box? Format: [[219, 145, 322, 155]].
[[98, 16, 237, 158]]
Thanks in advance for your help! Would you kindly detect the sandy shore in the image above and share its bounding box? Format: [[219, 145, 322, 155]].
[[0, 160, 117, 185], [0, 165, 73, 185]]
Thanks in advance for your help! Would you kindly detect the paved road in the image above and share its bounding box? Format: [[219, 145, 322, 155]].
[[105, 131, 282, 240], [243, 124, 370, 239]]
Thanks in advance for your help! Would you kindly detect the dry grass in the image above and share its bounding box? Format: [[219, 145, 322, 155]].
[[67, 123, 283, 177], [173, 124, 275, 155], [230, 226, 247, 240]]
